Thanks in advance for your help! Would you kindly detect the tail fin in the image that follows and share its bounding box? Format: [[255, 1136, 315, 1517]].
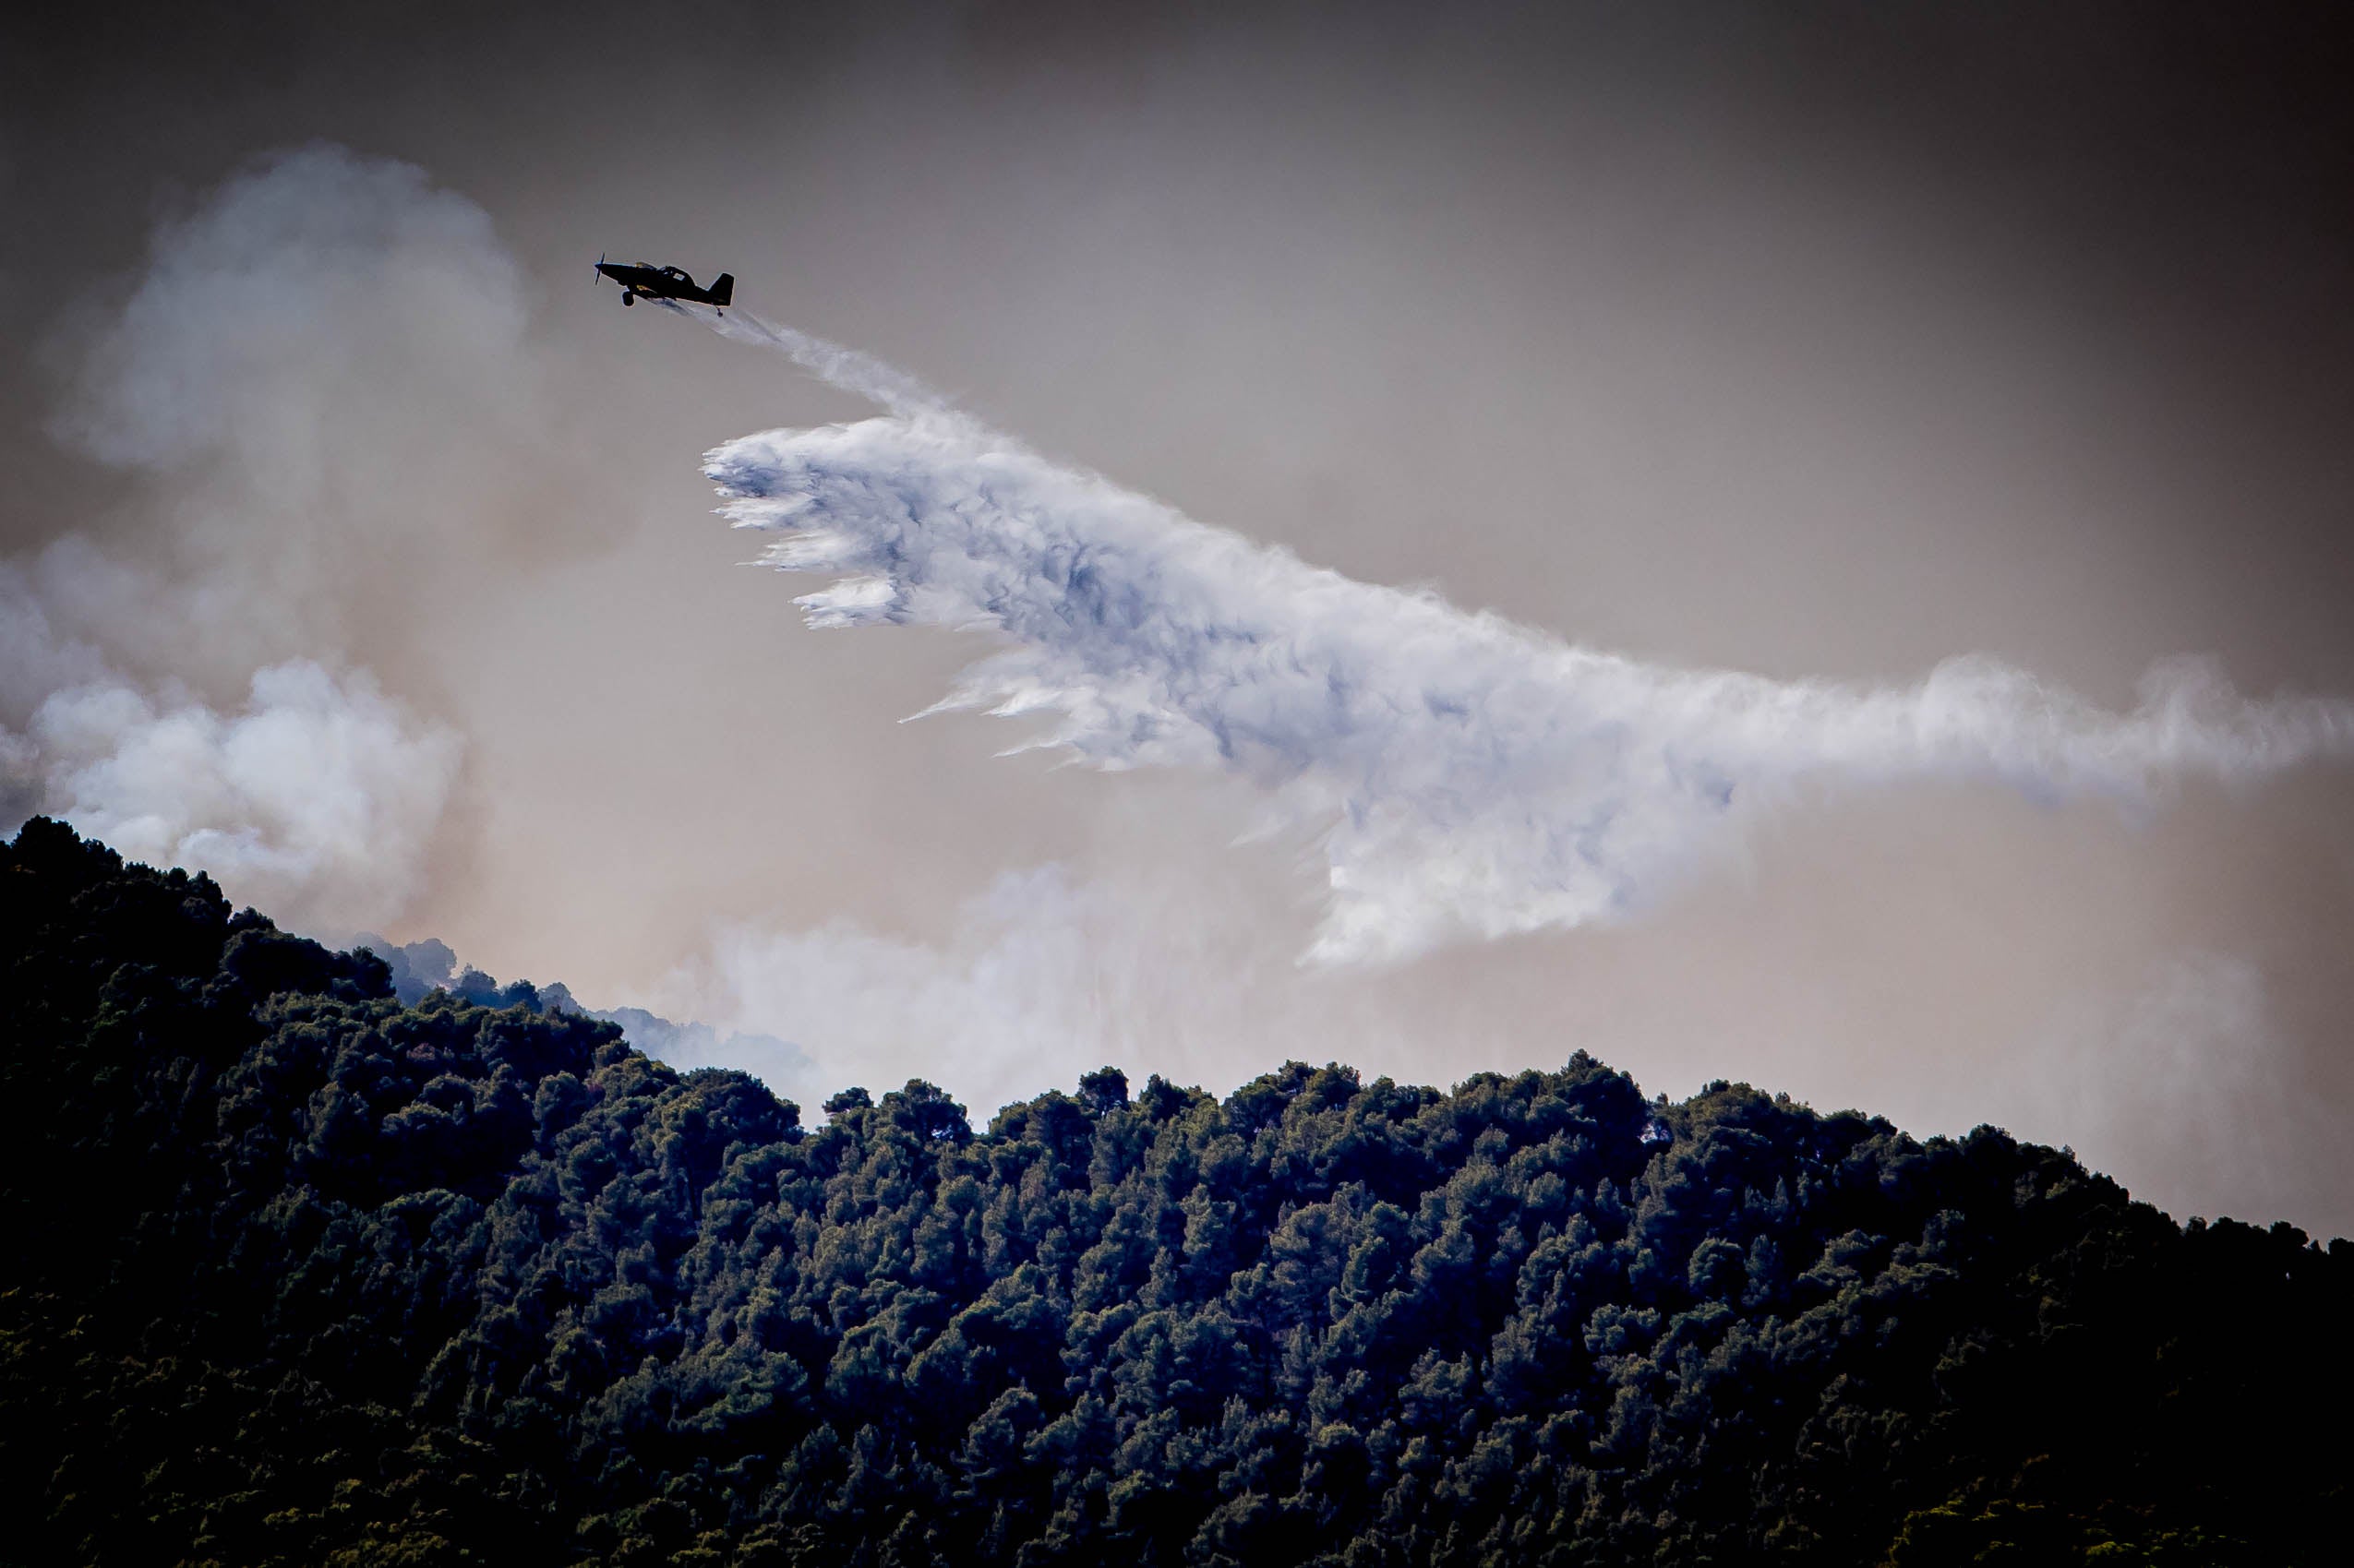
[[711, 272, 734, 306]]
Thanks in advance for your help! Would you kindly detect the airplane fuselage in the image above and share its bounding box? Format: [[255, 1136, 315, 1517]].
[[595, 259, 734, 310]]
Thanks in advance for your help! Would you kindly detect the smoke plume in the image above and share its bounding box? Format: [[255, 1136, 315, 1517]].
[[694, 306, 2354, 963], [0, 145, 548, 930], [3, 653, 458, 933], [650, 860, 1298, 1118]]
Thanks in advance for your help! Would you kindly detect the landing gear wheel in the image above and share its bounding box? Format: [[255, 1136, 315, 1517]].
[[622, 293, 633, 306]]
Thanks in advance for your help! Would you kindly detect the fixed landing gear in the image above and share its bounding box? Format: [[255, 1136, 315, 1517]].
[[621, 293, 634, 305]]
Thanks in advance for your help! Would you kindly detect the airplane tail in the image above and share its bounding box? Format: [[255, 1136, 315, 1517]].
[[711, 272, 735, 306]]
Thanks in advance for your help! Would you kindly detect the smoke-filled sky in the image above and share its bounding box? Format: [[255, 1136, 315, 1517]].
[[6, 1, 2353, 1236]]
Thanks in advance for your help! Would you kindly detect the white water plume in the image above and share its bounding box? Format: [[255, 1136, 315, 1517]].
[[669, 301, 946, 420], [686, 308, 2354, 964]]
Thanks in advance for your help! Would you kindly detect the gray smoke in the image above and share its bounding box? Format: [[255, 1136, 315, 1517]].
[[2, 145, 563, 931], [354, 931, 809, 1085]]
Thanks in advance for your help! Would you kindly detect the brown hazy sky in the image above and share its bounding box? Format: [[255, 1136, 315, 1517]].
[[6, 1, 2352, 1235]]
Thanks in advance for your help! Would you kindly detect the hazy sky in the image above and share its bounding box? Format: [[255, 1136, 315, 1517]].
[[6, 2, 2353, 1236]]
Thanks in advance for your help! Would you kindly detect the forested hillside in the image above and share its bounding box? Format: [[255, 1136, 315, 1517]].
[[2, 819, 2345, 1566]]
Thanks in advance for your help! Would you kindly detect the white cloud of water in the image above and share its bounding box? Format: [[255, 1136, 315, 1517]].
[[691, 305, 2354, 964]]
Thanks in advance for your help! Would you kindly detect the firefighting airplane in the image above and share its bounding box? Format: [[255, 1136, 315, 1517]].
[[594, 254, 735, 310]]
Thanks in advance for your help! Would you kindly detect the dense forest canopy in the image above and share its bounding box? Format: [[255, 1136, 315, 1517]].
[[1, 819, 2345, 1566]]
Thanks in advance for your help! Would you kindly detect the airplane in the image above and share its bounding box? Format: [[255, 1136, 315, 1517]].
[[594, 254, 735, 311]]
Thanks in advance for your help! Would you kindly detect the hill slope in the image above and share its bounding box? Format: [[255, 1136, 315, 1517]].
[[1, 819, 2345, 1566]]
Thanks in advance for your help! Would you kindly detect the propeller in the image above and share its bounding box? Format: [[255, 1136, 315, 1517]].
[[594, 250, 605, 287]]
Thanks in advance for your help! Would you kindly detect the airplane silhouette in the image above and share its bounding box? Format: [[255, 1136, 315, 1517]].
[[595, 255, 735, 310]]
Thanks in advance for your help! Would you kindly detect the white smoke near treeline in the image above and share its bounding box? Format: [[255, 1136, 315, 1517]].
[[0, 631, 458, 933], [691, 305, 2354, 964], [647, 851, 1363, 1119], [0, 145, 538, 932], [0, 580, 458, 934]]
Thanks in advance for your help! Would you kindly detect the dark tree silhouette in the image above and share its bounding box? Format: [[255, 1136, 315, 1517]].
[[1, 818, 2345, 1567]]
